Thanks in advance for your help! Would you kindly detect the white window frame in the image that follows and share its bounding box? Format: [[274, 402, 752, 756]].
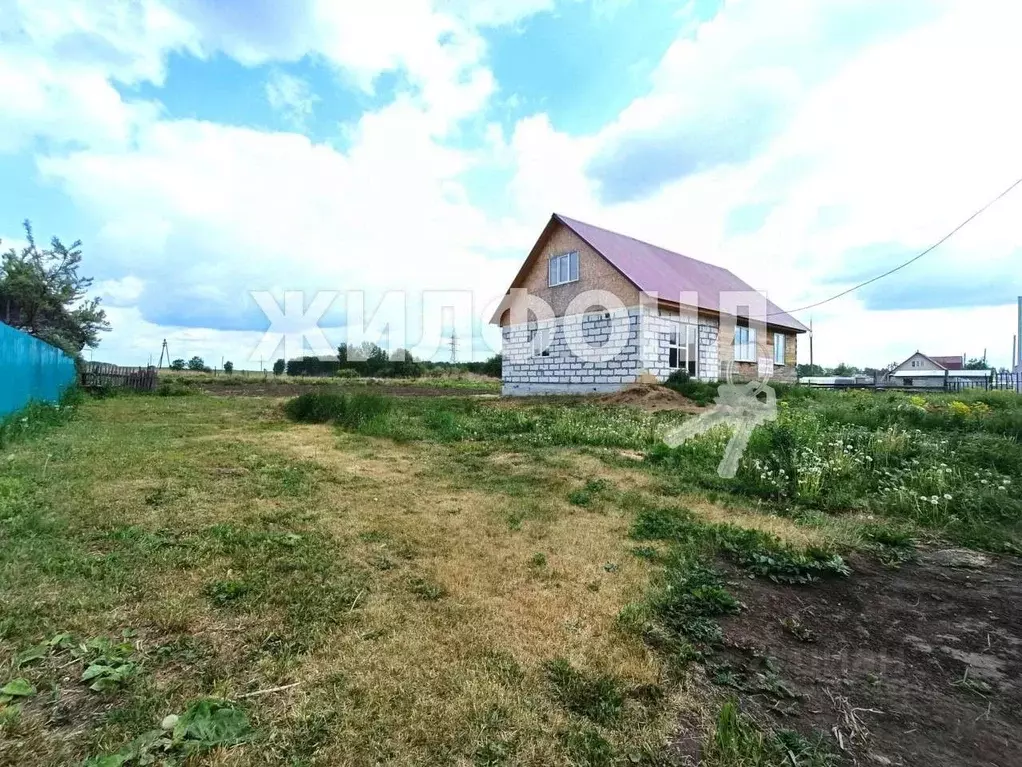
[[734, 325, 757, 363], [668, 323, 698, 376], [548, 251, 579, 287], [530, 326, 552, 358], [773, 332, 786, 365]]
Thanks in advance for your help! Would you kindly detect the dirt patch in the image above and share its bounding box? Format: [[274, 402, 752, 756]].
[[705, 552, 1022, 766], [600, 383, 705, 413]]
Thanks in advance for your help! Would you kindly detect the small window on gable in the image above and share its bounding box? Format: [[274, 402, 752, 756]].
[[548, 251, 579, 287]]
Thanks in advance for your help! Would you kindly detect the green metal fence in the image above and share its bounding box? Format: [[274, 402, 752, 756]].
[[0, 322, 77, 416]]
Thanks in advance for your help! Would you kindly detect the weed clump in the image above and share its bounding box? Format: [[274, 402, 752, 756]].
[[630, 507, 850, 584], [283, 391, 390, 429], [704, 699, 837, 767], [663, 370, 719, 407], [84, 698, 252, 765]]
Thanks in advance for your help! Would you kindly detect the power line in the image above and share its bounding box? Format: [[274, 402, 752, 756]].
[[770, 173, 1022, 318]]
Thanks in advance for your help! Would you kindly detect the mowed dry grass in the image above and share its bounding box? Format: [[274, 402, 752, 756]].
[[0, 393, 840, 766], [242, 426, 675, 763]]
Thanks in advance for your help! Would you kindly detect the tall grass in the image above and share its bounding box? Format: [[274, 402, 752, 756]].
[[283, 393, 690, 448], [0, 388, 82, 449], [282, 391, 391, 429], [649, 394, 1022, 551]]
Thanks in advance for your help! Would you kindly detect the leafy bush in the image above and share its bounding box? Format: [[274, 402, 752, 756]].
[[156, 379, 196, 397], [334, 368, 359, 378], [664, 370, 719, 406]]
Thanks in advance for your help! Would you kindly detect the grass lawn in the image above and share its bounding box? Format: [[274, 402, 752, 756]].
[[1, 385, 1020, 765]]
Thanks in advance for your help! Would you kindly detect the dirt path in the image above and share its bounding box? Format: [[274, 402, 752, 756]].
[[708, 552, 1022, 766]]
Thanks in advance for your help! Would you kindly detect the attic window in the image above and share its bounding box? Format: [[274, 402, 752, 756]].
[[548, 251, 579, 287]]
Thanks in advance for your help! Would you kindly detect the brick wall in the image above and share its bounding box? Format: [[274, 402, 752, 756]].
[[502, 306, 733, 394], [717, 323, 798, 383], [641, 309, 720, 383], [499, 224, 641, 324], [501, 308, 644, 395]]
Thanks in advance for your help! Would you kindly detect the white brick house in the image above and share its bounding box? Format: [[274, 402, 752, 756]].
[[492, 214, 806, 396]]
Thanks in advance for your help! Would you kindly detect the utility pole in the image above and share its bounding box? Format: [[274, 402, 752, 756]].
[[157, 339, 170, 369], [808, 316, 814, 372]]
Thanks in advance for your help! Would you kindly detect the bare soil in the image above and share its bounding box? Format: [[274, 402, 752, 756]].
[[600, 383, 705, 413], [704, 552, 1022, 766]]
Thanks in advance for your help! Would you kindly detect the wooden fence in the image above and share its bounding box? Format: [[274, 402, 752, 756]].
[[81, 363, 158, 392]]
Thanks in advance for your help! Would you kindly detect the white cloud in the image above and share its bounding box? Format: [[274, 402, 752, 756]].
[[5, 0, 1022, 370], [265, 70, 319, 129], [96, 276, 146, 307], [503, 0, 1022, 368]]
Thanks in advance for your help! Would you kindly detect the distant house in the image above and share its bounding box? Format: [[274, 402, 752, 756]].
[[491, 214, 807, 395], [886, 352, 993, 388]]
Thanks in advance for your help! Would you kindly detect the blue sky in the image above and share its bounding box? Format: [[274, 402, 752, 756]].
[[2, 0, 1021, 368]]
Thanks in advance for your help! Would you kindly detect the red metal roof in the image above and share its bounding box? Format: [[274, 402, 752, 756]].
[[930, 355, 964, 370], [553, 214, 808, 332]]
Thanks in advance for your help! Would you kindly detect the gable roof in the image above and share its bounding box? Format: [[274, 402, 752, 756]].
[[930, 355, 964, 370], [500, 213, 807, 332], [893, 351, 955, 371]]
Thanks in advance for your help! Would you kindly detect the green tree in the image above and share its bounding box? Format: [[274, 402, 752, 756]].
[[223, 360, 234, 374], [481, 354, 502, 378], [964, 357, 988, 370], [0, 220, 110, 355], [273, 358, 286, 376], [187, 356, 206, 371], [829, 363, 860, 377], [169, 359, 186, 371], [796, 363, 825, 378]]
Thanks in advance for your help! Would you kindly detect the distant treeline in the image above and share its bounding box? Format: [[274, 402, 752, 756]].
[[280, 343, 501, 379]]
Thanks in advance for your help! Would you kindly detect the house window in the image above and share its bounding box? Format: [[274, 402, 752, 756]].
[[530, 327, 552, 357], [773, 332, 786, 365], [548, 251, 579, 287], [668, 323, 698, 376], [734, 324, 757, 362]]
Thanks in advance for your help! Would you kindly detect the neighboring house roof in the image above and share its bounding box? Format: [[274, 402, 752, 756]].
[[930, 355, 964, 370], [498, 213, 808, 332], [889, 369, 993, 378], [894, 351, 967, 372]]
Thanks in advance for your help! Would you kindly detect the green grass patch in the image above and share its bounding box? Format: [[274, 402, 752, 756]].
[[630, 507, 850, 584], [703, 699, 838, 767], [543, 658, 625, 725]]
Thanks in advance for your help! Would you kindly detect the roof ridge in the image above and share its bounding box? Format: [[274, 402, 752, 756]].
[[554, 213, 731, 273]]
